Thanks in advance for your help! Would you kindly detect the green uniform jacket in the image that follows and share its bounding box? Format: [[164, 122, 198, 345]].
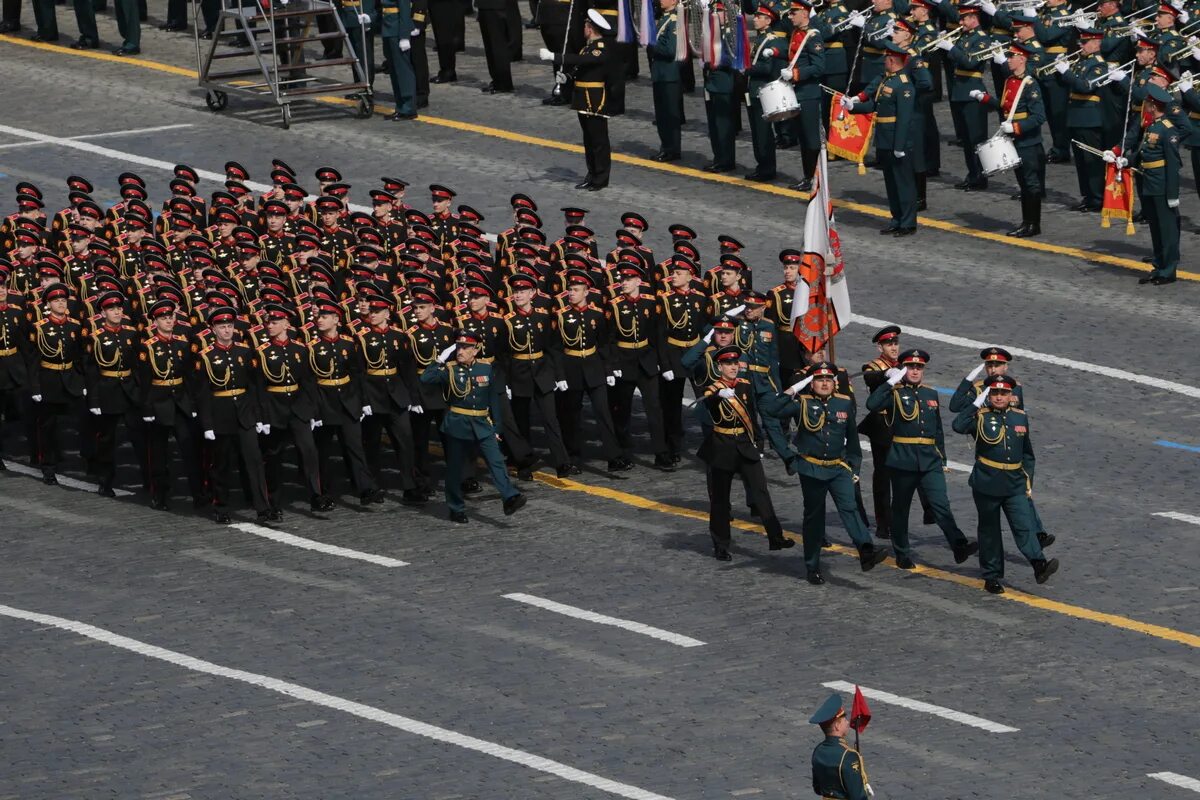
[[1058, 53, 1105, 128], [949, 376, 1024, 411], [774, 391, 862, 479], [736, 317, 781, 391], [1034, 4, 1076, 58], [811, 736, 869, 800], [946, 28, 990, 100], [1135, 115, 1183, 198], [813, 4, 852, 75], [747, 29, 788, 94], [648, 12, 680, 83], [853, 70, 915, 150], [787, 27, 826, 101], [860, 9, 901, 85], [419, 359, 503, 440], [984, 74, 1046, 147], [379, 0, 413, 38], [1098, 12, 1133, 64], [866, 380, 947, 472], [338, 0, 376, 30], [952, 405, 1035, 497]]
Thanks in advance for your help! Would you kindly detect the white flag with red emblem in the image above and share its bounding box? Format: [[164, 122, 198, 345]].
[[790, 145, 850, 352]]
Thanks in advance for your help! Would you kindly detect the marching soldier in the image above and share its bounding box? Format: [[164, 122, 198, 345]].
[[809, 694, 871, 800], [736, 293, 793, 466], [1054, 27, 1107, 212], [745, 5, 787, 182], [419, 331, 528, 523], [22, 282, 85, 485], [952, 373, 1059, 594], [1036, 0, 1074, 163], [703, 0, 741, 174], [0, 268, 26, 471], [649, 0, 684, 163], [696, 345, 795, 560], [865, 348, 980, 569], [656, 255, 709, 462], [406, 286, 457, 496], [782, 0, 826, 192], [83, 290, 141, 497], [773, 363, 889, 584], [935, 2, 992, 191]]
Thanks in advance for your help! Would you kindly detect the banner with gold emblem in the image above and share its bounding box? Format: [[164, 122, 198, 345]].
[[1101, 163, 1134, 235], [827, 93, 873, 175]]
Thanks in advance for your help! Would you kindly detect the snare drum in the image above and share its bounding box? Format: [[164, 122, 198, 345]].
[[976, 132, 1020, 176], [758, 79, 800, 122]]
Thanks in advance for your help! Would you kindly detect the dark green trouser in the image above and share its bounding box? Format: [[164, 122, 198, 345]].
[[1143, 194, 1180, 281], [114, 0, 140, 48], [747, 93, 777, 175], [443, 434, 518, 514], [653, 80, 683, 157], [706, 91, 737, 168], [800, 470, 872, 573], [73, 0, 97, 40], [889, 467, 967, 560], [971, 490, 1043, 580], [1071, 126, 1103, 206], [879, 149, 917, 228], [32, 0, 58, 37]]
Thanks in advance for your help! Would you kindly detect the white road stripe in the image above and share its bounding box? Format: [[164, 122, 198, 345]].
[[851, 314, 1200, 400], [1152, 512, 1200, 526], [1149, 773, 1200, 793], [3, 460, 135, 496], [0, 124, 194, 151], [502, 593, 705, 648], [821, 681, 1019, 734], [228, 522, 408, 567], [0, 604, 676, 800]]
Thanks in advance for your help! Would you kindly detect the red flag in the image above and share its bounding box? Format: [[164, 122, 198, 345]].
[[850, 685, 871, 733]]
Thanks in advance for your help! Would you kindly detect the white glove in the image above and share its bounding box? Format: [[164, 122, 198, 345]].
[[143, 416, 155, 422], [82, 388, 87, 396], [1191, 46, 1200, 61], [848, 10, 866, 28], [704, 328, 715, 343], [311, 418, 323, 430], [894, 150, 906, 158], [662, 370, 675, 381], [613, 369, 623, 379], [192, 412, 197, 418], [89, 407, 102, 416], [436, 344, 456, 363], [554, 70, 568, 85], [973, 386, 991, 408], [204, 429, 216, 441], [886, 367, 905, 386], [726, 304, 746, 318], [840, 94, 856, 109], [969, 89, 985, 101], [1179, 77, 1195, 93], [1072, 16, 1089, 28], [1106, 68, 1127, 84], [506, 386, 512, 399], [362, 404, 373, 416], [1190, 34, 1199, 45], [1000, 120, 1014, 134], [1103, 150, 1117, 163], [555, 380, 569, 392], [718, 387, 736, 399], [967, 362, 985, 381], [399, 38, 411, 51], [261, 423, 272, 435], [408, 404, 424, 414], [1128, 27, 1140, 40], [992, 52, 1006, 65], [1116, 156, 1128, 168], [1054, 57, 1069, 73], [784, 375, 814, 395], [780, 66, 793, 82], [935, 37, 954, 51], [538, 47, 554, 61], [410, 27, 419, 35], [31, 394, 42, 402], [980, 0, 996, 14], [606, 375, 616, 387], [357, 12, 371, 23], [1168, 198, 1181, 208]]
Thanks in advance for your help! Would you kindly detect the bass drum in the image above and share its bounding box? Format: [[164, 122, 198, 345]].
[[759, 79, 800, 122]]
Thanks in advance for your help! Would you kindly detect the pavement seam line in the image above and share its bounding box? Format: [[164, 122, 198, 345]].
[[1, 34, 1193, 282]]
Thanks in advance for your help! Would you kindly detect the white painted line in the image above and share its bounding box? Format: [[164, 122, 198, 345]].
[[3, 460, 135, 496], [822, 681, 1019, 733], [851, 314, 1200, 400], [1149, 772, 1200, 793], [0, 604, 676, 800], [1152, 512, 1200, 527], [229, 522, 408, 568], [503, 593, 705, 648], [0, 124, 194, 151]]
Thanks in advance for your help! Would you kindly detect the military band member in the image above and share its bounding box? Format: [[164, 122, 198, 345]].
[[649, 0, 684, 164], [696, 345, 795, 560], [936, 3, 991, 191], [773, 363, 889, 584], [1036, 0, 1075, 163], [809, 694, 871, 800], [1125, 83, 1182, 285], [854, 0, 901, 92], [865, 348, 979, 568], [745, 5, 787, 183], [952, 373, 1059, 594], [419, 331, 528, 523], [1054, 27, 1107, 212]]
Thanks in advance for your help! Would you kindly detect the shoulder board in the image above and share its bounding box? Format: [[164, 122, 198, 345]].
[[1163, 119, 1174, 128], [1008, 407, 1028, 417], [502, 311, 516, 320], [736, 378, 750, 384], [340, 334, 354, 342], [766, 31, 782, 38], [832, 392, 852, 400], [972, 379, 984, 390], [33, 318, 48, 327], [898, 73, 909, 83]]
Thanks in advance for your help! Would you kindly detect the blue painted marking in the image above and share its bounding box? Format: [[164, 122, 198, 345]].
[[1155, 440, 1200, 454], [931, 386, 955, 396]]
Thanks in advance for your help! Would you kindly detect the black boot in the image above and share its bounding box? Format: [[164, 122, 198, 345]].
[[1032, 557, 1060, 584], [1007, 196, 1029, 236], [1022, 195, 1042, 237], [858, 543, 889, 571]]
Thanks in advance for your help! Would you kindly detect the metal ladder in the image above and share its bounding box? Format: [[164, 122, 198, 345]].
[[193, 0, 373, 129]]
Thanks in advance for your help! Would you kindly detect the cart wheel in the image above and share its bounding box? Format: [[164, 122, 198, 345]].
[[205, 90, 228, 111], [281, 103, 292, 130], [357, 95, 374, 119]]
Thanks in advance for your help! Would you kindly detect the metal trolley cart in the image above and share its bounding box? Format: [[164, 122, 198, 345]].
[[193, 0, 374, 129]]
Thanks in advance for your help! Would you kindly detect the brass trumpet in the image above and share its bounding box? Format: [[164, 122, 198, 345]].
[[1035, 48, 1085, 74], [919, 26, 965, 52]]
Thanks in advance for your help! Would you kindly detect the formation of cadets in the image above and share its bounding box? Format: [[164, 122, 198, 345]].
[[0, 159, 1059, 592]]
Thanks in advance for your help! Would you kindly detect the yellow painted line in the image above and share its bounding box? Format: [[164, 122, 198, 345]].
[[531, 469, 1200, 650], [4, 31, 1197, 284]]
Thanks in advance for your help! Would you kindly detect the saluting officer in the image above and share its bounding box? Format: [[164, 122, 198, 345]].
[[809, 694, 871, 800], [773, 363, 889, 584], [83, 290, 141, 497], [865, 348, 979, 569], [419, 331, 528, 523], [23, 282, 85, 485]]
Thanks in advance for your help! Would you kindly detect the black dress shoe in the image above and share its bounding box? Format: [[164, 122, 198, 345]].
[[575, 179, 593, 190], [360, 488, 385, 505], [214, 511, 232, 525], [953, 540, 980, 564], [895, 555, 916, 569], [806, 570, 826, 585], [503, 493, 527, 516], [199, 29, 213, 39], [821, 538, 833, 548], [1138, 276, 1154, 284], [481, 84, 513, 94], [31, 32, 59, 42], [954, 179, 972, 190], [670, 453, 681, 464], [401, 489, 427, 505], [417, 97, 429, 108], [449, 510, 469, 523], [70, 37, 97, 49], [893, 227, 916, 237], [653, 454, 676, 471], [859, 545, 889, 571], [0, 21, 19, 32], [879, 225, 899, 235], [310, 496, 335, 512], [768, 537, 795, 551], [98, 486, 116, 498], [586, 183, 607, 191], [1047, 153, 1071, 164], [150, 496, 170, 511], [1072, 202, 1100, 212], [653, 151, 681, 162], [984, 579, 1005, 594], [385, 111, 417, 120], [159, 21, 186, 30], [745, 171, 776, 182], [962, 182, 988, 192], [703, 162, 734, 173], [1152, 276, 1177, 285], [789, 178, 813, 192], [431, 72, 457, 83], [606, 457, 633, 472], [556, 463, 581, 478], [42, 472, 58, 486], [916, 199, 927, 211], [875, 528, 891, 540], [461, 479, 482, 495], [258, 509, 283, 523], [713, 547, 732, 561], [1033, 557, 1059, 584], [112, 46, 140, 55], [1037, 532, 1055, 549]]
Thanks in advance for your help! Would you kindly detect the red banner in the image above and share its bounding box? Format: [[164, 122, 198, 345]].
[[827, 94, 874, 175], [1101, 163, 1134, 235]]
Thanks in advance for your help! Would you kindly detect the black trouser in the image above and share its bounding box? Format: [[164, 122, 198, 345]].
[[165, 0, 187, 26], [1071, 126, 1104, 207], [316, 420, 376, 495], [747, 91, 776, 176], [705, 92, 736, 168], [32, 0, 58, 37], [478, 7, 514, 89], [263, 418, 322, 505], [707, 460, 785, 550], [2, 0, 21, 25], [557, 384, 620, 462], [608, 372, 667, 459], [922, 100, 940, 174], [412, 33, 430, 99], [30, 399, 70, 473], [91, 411, 140, 490], [318, 10, 342, 58], [363, 410, 417, 491], [510, 389, 571, 468], [429, 0, 460, 74], [504, 0, 521, 60], [953, 100, 987, 184], [496, 389, 534, 465], [579, 112, 611, 186], [347, 25, 376, 85], [867, 434, 931, 537], [411, 408, 444, 490], [0, 387, 21, 461], [199, 0, 219, 32], [210, 427, 270, 513], [73, 0, 98, 41], [1043, 80, 1070, 158], [147, 416, 205, 504], [653, 80, 683, 158], [658, 373, 688, 457]]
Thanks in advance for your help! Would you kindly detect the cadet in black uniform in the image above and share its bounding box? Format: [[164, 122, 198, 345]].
[[23, 283, 85, 485], [83, 291, 141, 497]]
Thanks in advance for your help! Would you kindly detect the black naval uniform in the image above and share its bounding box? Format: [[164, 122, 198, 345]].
[[256, 333, 326, 509], [502, 305, 573, 471], [139, 332, 205, 508], [0, 300, 28, 468], [559, 33, 614, 188], [355, 321, 419, 492], [553, 300, 622, 464], [607, 290, 669, 463], [308, 331, 380, 500], [23, 312, 86, 480], [83, 321, 142, 494], [655, 284, 708, 460]]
